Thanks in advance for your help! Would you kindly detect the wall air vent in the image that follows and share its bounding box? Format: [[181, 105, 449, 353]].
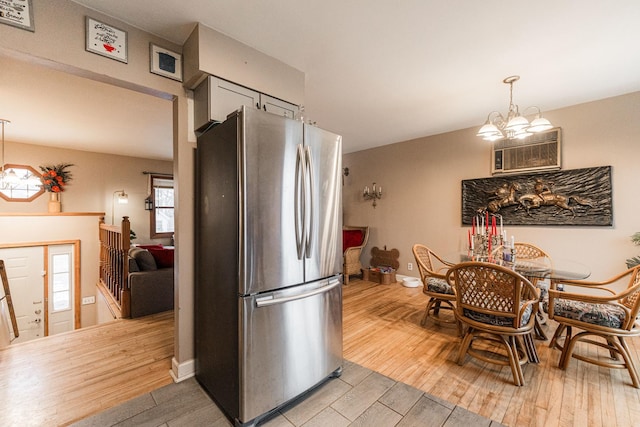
[[492, 127, 561, 175]]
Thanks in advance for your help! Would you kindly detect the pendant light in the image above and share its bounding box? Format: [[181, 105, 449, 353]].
[[477, 76, 553, 141]]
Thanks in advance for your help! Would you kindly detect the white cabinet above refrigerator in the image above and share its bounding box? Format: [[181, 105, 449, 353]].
[[194, 75, 299, 132]]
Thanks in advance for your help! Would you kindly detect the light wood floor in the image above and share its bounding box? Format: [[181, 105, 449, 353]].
[[0, 311, 174, 426], [3, 280, 640, 426], [343, 279, 640, 427]]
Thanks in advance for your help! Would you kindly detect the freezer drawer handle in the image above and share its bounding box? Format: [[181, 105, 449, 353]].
[[255, 279, 341, 308]]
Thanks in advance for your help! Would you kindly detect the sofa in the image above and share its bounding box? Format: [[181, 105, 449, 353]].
[[128, 246, 174, 318]]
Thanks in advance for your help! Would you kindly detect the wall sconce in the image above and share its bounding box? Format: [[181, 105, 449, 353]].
[[111, 189, 128, 225], [144, 196, 153, 211], [363, 182, 382, 208]]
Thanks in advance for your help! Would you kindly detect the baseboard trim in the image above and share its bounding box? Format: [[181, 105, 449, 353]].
[[170, 357, 195, 383]]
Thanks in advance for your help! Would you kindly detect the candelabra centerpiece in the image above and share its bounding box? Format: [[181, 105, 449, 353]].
[[467, 212, 515, 263]]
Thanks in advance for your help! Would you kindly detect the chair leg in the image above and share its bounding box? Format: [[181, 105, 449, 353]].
[[421, 298, 436, 326], [605, 337, 620, 361], [560, 328, 578, 370], [457, 327, 475, 365], [616, 336, 640, 389], [433, 300, 442, 316], [344, 273, 349, 285], [455, 318, 463, 338], [553, 325, 573, 368], [502, 335, 525, 386], [549, 323, 566, 350]]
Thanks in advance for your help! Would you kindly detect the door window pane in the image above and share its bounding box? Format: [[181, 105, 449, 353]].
[[51, 253, 71, 312]]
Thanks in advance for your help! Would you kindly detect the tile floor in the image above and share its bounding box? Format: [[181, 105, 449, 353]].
[[72, 360, 505, 427]]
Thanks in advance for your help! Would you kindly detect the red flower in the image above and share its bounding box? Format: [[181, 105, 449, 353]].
[[38, 163, 73, 193]]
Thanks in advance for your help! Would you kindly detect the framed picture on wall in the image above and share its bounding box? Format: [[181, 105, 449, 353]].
[[149, 43, 183, 82], [0, 0, 35, 32], [85, 17, 128, 63]]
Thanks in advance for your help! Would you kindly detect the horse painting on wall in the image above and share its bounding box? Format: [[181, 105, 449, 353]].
[[461, 166, 612, 226]]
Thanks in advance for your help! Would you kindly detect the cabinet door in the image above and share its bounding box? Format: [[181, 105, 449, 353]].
[[260, 94, 298, 119], [211, 77, 260, 121]]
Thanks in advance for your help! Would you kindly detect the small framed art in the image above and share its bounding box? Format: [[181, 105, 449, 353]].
[[85, 17, 128, 63], [0, 0, 35, 32], [149, 43, 183, 82]]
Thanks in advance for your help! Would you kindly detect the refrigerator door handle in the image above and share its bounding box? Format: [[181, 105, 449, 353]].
[[294, 144, 305, 260], [255, 278, 341, 308], [304, 146, 315, 258]]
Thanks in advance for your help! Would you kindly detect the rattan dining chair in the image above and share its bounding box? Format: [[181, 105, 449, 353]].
[[492, 241, 553, 338], [446, 261, 539, 386], [547, 265, 640, 388], [412, 244, 456, 327], [492, 242, 552, 285], [514, 242, 551, 282]]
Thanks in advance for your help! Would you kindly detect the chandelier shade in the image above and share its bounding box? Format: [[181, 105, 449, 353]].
[[477, 76, 553, 141]]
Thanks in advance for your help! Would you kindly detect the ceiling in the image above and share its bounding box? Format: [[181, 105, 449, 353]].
[[4, 1, 640, 160], [1, 56, 173, 160]]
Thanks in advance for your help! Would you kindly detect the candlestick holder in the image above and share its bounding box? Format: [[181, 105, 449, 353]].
[[363, 182, 382, 208]]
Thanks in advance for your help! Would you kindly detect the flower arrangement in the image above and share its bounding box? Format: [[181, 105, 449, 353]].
[[39, 163, 74, 193]]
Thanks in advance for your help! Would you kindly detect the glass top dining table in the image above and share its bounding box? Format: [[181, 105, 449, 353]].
[[444, 251, 591, 281]]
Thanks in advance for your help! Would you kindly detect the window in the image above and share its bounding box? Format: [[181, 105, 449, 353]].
[[51, 253, 71, 312], [150, 175, 174, 238], [0, 164, 45, 202]]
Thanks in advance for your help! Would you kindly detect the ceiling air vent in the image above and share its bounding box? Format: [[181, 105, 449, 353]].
[[492, 127, 561, 175]]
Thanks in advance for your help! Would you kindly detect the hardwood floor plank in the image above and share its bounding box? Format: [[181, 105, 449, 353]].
[[343, 279, 640, 427]]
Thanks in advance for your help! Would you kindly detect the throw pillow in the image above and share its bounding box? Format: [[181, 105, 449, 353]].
[[148, 248, 174, 269], [130, 247, 158, 271], [138, 244, 164, 250]]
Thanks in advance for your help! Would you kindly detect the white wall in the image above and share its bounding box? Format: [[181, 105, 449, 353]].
[[0, 142, 172, 244], [343, 92, 640, 290]]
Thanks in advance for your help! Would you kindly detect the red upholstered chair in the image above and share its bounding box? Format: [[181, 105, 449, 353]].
[[343, 226, 369, 284]]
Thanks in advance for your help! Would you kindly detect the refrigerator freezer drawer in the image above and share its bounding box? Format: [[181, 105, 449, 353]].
[[239, 278, 343, 424]]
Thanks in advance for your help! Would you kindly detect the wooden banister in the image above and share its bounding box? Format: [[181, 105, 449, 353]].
[[98, 216, 131, 318]]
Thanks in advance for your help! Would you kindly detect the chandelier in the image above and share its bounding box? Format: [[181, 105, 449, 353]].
[[477, 76, 553, 141]]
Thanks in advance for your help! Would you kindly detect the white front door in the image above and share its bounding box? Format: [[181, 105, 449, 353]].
[[48, 244, 74, 335], [0, 247, 45, 343]]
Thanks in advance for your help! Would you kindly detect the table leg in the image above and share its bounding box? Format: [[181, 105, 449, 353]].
[[534, 315, 548, 340], [523, 332, 540, 363]]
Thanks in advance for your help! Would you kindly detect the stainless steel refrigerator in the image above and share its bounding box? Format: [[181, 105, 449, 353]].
[[195, 106, 343, 427]]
